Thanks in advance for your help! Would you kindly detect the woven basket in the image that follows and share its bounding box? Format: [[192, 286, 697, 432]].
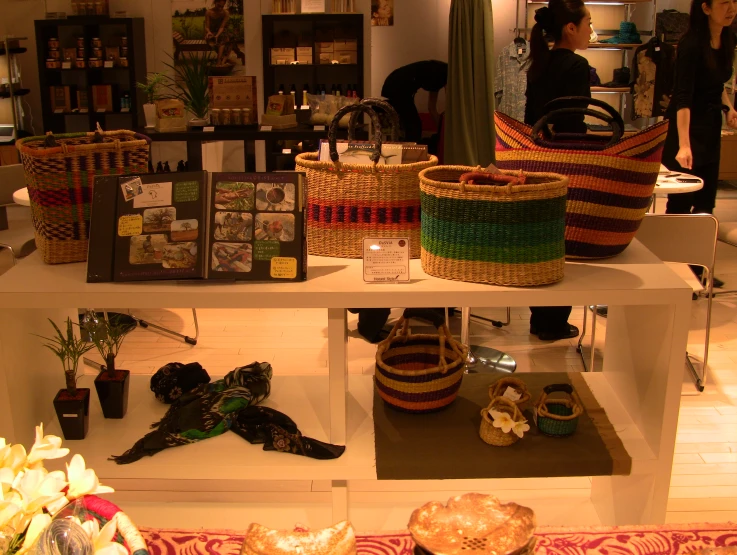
[[17, 130, 151, 264], [489, 376, 531, 407], [534, 384, 583, 437], [494, 97, 669, 259], [479, 396, 526, 447], [54, 495, 149, 554], [375, 311, 468, 413], [418, 165, 568, 286], [295, 99, 437, 259]]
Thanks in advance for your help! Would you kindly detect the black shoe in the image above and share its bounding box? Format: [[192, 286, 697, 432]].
[[537, 324, 580, 341], [595, 306, 608, 318], [530, 324, 538, 336], [713, 276, 725, 289]]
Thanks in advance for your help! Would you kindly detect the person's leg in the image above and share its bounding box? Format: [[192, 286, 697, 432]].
[[386, 96, 423, 142], [530, 306, 576, 340], [356, 308, 392, 343], [665, 191, 695, 214], [690, 162, 719, 215]]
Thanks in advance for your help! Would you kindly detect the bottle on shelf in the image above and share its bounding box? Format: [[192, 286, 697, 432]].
[[320, 84, 326, 97], [302, 83, 309, 107], [278, 83, 284, 95], [336, 84, 342, 98], [290, 84, 296, 101], [176, 160, 186, 172], [155, 161, 163, 173], [163, 161, 171, 173], [330, 84, 336, 96]]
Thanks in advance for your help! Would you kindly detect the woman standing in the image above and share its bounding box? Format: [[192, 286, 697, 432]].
[[525, 0, 592, 341]]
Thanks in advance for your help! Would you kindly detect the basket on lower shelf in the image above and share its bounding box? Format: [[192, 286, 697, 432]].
[[489, 376, 530, 407], [479, 396, 529, 447], [418, 165, 568, 286], [375, 310, 468, 413], [534, 383, 583, 437], [16, 130, 151, 264]]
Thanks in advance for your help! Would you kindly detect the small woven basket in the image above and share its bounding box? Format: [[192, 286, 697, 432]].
[[375, 310, 468, 413], [418, 165, 568, 286], [17, 130, 151, 264], [534, 384, 583, 437], [489, 376, 531, 407], [295, 99, 437, 259], [479, 396, 525, 447]]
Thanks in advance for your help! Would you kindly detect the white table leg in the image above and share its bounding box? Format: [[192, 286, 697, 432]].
[[328, 308, 347, 445], [0, 308, 77, 445], [331, 480, 348, 523], [591, 298, 691, 524]]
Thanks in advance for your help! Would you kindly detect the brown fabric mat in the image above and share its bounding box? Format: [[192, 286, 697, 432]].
[[373, 372, 632, 480]]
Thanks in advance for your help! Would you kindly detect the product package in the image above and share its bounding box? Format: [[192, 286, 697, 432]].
[[209, 76, 258, 124], [87, 171, 307, 283], [155, 99, 187, 132]]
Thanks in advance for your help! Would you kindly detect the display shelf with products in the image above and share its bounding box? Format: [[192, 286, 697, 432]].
[[35, 17, 146, 133], [0, 239, 691, 526]]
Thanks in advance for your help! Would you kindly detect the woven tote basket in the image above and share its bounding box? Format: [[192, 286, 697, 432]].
[[418, 165, 568, 286], [489, 376, 531, 407], [375, 310, 468, 413], [494, 97, 669, 259], [479, 396, 525, 447], [534, 383, 583, 437], [17, 130, 151, 264], [54, 495, 149, 554], [295, 99, 437, 258]]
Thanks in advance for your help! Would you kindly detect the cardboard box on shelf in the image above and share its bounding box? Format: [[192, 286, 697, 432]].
[[209, 76, 258, 124], [270, 47, 295, 65], [335, 51, 357, 64], [91, 85, 113, 111], [318, 53, 333, 65], [50, 85, 71, 112], [296, 46, 313, 64], [333, 39, 357, 51], [315, 42, 334, 53]]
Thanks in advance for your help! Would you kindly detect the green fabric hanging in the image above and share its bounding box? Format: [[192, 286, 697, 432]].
[[445, 0, 497, 167]]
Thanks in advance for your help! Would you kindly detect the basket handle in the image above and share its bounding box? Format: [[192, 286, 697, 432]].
[[347, 98, 400, 142], [531, 108, 623, 150], [486, 396, 523, 422], [459, 171, 526, 186], [543, 96, 624, 124], [328, 104, 383, 165], [543, 383, 573, 396]]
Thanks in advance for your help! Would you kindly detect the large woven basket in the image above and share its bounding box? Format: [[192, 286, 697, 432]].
[[375, 310, 468, 413], [295, 99, 437, 258], [494, 97, 669, 259], [418, 165, 568, 286], [17, 130, 151, 264]]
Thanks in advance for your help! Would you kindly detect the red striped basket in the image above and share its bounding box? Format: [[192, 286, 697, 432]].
[[494, 100, 668, 259]]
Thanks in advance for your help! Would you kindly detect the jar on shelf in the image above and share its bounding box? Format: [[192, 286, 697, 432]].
[[210, 109, 221, 126], [119, 57, 128, 67], [221, 108, 231, 125], [48, 48, 60, 60], [121, 36, 128, 47], [76, 37, 85, 48], [231, 108, 242, 125], [95, 2, 104, 15], [120, 46, 128, 57], [86, 2, 95, 15], [92, 47, 102, 58], [77, 48, 86, 59], [46, 59, 60, 69], [70, 1, 80, 15], [88, 57, 102, 68], [48, 38, 59, 49], [91, 38, 102, 48], [75, 59, 86, 69]]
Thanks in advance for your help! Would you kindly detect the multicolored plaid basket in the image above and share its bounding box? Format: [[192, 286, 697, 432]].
[[494, 99, 669, 259], [418, 165, 568, 286], [295, 100, 437, 258], [17, 130, 151, 264], [375, 313, 468, 413]]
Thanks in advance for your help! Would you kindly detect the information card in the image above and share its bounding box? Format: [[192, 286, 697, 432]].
[[363, 238, 410, 283]]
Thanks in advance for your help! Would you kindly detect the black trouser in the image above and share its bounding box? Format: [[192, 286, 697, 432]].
[[529, 306, 572, 334], [665, 161, 720, 215], [384, 96, 423, 143]]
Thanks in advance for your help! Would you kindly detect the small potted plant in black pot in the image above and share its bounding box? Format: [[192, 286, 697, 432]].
[[84, 313, 136, 419], [37, 318, 95, 440]]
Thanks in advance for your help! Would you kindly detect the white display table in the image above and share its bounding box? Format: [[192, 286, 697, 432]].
[[0, 243, 691, 528]]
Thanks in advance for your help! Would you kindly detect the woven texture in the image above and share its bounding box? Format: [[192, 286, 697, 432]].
[[296, 152, 437, 258], [479, 396, 524, 447], [489, 376, 531, 407], [375, 317, 468, 414], [17, 131, 151, 264], [419, 165, 568, 286], [535, 385, 583, 437], [494, 112, 669, 259]]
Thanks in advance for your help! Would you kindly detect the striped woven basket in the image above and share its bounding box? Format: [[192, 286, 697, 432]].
[[16, 130, 151, 264], [295, 100, 437, 259], [494, 99, 669, 259], [418, 165, 568, 286], [375, 313, 468, 413]]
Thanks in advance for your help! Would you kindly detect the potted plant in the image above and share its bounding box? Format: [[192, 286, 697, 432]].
[[84, 313, 136, 419], [36, 318, 95, 440], [164, 53, 214, 126], [136, 72, 166, 128]]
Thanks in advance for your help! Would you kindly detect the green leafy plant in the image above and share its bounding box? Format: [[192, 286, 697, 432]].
[[136, 72, 167, 104], [36, 318, 94, 396], [83, 314, 136, 378], [163, 53, 214, 120]]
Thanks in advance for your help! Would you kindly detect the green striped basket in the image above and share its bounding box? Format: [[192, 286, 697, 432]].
[[418, 166, 568, 286]]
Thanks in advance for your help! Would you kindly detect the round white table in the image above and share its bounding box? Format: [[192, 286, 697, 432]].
[[651, 164, 704, 212], [12, 187, 29, 207]]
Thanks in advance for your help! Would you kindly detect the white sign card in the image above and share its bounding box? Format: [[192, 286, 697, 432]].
[[301, 0, 326, 12], [363, 238, 410, 283], [133, 181, 173, 209]]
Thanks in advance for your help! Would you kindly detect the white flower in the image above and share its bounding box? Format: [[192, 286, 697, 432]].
[[490, 410, 515, 434], [0, 443, 27, 473], [66, 455, 114, 500], [0, 499, 21, 530], [14, 468, 67, 514], [26, 424, 69, 468], [17, 513, 51, 555], [512, 419, 530, 439], [0, 468, 14, 497], [82, 518, 128, 555]]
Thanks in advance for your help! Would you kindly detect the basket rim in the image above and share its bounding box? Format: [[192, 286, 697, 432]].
[[17, 130, 151, 155], [375, 333, 468, 376], [419, 165, 568, 195], [489, 377, 531, 404], [296, 151, 438, 173]]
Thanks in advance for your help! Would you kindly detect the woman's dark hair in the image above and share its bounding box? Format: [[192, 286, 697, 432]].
[[685, 0, 735, 72], [529, 0, 587, 80]]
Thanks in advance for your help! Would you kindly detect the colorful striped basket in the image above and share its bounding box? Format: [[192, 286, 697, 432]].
[[17, 130, 151, 264], [295, 100, 437, 259], [375, 311, 468, 413], [418, 165, 568, 286], [494, 97, 669, 259]]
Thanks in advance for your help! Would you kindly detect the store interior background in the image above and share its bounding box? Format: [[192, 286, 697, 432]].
[[2, 0, 737, 531]]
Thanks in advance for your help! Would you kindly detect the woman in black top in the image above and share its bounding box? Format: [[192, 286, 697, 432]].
[[663, 0, 737, 218], [525, 0, 592, 341]]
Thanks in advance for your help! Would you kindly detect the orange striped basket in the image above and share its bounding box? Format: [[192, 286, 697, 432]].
[[494, 98, 668, 259]]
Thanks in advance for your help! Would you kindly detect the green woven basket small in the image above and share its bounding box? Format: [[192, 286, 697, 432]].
[[534, 384, 583, 437]]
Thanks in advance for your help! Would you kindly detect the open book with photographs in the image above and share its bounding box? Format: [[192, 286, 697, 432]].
[[87, 171, 307, 283]]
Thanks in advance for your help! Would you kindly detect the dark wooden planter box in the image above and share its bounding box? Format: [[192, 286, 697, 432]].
[[94, 369, 130, 419], [53, 388, 90, 440]]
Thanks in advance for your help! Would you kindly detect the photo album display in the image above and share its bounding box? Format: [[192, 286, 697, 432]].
[[87, 171, 307, 283]]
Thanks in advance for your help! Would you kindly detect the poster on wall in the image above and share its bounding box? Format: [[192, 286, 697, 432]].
[[371, 0, 394, 26], [171, 0, 246, 75]]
